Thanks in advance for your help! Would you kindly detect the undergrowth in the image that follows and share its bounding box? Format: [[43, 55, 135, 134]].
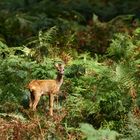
[[0, 10, 140, 139]]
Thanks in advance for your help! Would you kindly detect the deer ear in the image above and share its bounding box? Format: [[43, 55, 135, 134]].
[[54, 63, 59, 68], [61, 63, 65, 67], [55, 63, 65, 68]]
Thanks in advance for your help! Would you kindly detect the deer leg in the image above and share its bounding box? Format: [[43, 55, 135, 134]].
[[32, 93, 41, 111], [56, 94, 59, 111], [49, 94, 54, 116], [29, 91, 34, 108]]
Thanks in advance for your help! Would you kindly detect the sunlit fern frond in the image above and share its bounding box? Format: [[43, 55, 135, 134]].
[[38, 26, 58, 46], [24, 26, 58, 62], [112, 63, 137, 89]]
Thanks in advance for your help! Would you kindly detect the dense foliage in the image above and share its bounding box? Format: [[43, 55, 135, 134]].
[[0, 0, 140, 139]]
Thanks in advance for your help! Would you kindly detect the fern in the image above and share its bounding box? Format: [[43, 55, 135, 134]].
[[107, 33, 136, 61], [80, 123, 119, 140], [112, 63, 137, 89], [122, 113, 140, 140], [25, 26, 58, 62]]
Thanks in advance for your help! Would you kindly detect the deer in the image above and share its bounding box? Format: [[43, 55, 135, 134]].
[[27, 63, 65, 116]]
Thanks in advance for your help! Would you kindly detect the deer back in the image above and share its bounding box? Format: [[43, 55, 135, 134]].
[[28, 80, 60, 95]]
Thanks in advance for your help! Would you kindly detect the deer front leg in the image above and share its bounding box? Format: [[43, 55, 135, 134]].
[[32, 93, 41, 111], [49, 94, 54, 116], [29, 99, 33, 109], [29, 92, 34, 108]]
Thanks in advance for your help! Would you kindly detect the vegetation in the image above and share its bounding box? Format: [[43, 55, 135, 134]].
[[0, 0, 140, 139]]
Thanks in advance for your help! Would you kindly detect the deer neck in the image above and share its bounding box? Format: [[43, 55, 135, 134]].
[[56, 73, 64, 87]]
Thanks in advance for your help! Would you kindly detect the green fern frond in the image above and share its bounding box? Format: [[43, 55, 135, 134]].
[[38, 26, 58, 46], [80, 123, 119, 140], [107, 33, 136, 61], [113, 63, 137, 89]]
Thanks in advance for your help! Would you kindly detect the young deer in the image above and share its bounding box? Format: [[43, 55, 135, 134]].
[[27, 63, 64, 116]]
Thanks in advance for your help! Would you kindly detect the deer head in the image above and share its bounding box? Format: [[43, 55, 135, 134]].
[[55, 63, 65, 75]]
